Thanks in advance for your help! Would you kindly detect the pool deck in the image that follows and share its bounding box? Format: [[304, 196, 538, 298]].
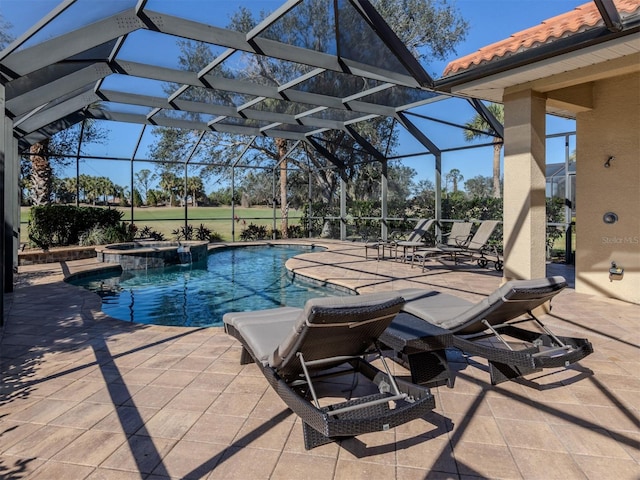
[[1, 240, 639, 479]]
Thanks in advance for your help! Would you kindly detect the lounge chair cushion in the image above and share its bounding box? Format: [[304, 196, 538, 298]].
[[451, 276, 567, 333], [270, 292, 405, 368], [397, 288, 473, 328], [223, 307, 301, 365], [398, 276, 567, 334], [223, 292, 405, 369]]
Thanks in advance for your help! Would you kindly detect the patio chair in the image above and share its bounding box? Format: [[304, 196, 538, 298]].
[[384, 276, 593, 385], [390, 218, 438, 262], [410, 221, 471, 267], [223, 292, 435, 449], [364, 218, 436, 261], [415, 220, 500, 270]]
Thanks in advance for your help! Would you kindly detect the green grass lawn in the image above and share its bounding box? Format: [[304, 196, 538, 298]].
[[20, 205, 302, 243]]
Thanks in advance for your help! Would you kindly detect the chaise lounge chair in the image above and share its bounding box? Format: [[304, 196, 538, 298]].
[[411, 221, 472, 266], [383, 277, 593, 385], [364, 218, 436, 261], [223, 292, 435, 449], [390, 218, 438, 262], [415, 220, 501, 270]]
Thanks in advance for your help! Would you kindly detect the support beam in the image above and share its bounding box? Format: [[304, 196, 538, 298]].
[[395, 111, 442, 232], [381, 159, 388, 241], [306, 137, 348, 176], [594, 0, 623, 32], [502, 89, 547, 280], [129, 125, 147, 225], [434, 153, 442, 236], [75, 120, 86, 207], [340, 177, 347, 241], [230, 137, 257, 242], [469, 98, 504, 139], [348, 0, 434, 88], [1, 84, 7, 325]]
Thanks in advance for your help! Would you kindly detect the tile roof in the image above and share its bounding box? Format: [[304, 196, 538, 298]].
[[443, 0, 640, 77]]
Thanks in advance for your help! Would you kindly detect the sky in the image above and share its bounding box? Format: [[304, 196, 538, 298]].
[[2, 0, 585, 193]]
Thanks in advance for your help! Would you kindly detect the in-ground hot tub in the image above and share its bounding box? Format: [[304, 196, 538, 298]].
[[96, 241, 209, 270]]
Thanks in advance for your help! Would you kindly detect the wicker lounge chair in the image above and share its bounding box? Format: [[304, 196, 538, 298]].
[[385, 277, 593, 385], [223, 292, 435, 449]]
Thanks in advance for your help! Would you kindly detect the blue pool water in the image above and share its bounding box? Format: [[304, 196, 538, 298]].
[[69, 244, 350, 327]]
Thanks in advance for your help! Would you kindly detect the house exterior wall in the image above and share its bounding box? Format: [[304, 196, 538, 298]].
[[575, 72, 639, 304]]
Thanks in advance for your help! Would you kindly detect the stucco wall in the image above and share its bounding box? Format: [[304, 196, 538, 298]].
[[575, 72, 639, 304]]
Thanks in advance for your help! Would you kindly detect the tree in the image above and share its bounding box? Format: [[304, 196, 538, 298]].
[[445, 168, 464, 194], [135, 169, 156, 204], [83, 175, 100, 205], [0, 14, 12, 49], [277, 138, 289, 238], [29, 140, 54, 205], [24, 119, 108, 206], [147, 189, 161, 207], [149, 0, 469, 221], [240, 171, 273, 206], [465, 175, 493, 198], [186, 176, 205, 206], [132, 188, 143, 208], [463, 103, 504, 198], [370, 0, 467, 65], [158, 172, 181, 206]]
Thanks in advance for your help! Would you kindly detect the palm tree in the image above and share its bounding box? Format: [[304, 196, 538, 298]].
[[463, 103, 504, 198], [276, 138, 289, 239], [29, 139, 53, 205], [186, 176, 204, 206], [445, 168, 464, 194], [159, 171, 180, 207]]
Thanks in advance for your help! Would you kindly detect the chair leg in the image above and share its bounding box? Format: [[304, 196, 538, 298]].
[[365, 244, 381, 261], [489, 361, 541, 385], [302, 422, 338, 450], [405, 350, 454, 388], [240, 347, 255, 365]]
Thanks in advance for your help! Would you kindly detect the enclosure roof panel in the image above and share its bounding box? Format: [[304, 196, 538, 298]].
[[2, 1, 460, 147]]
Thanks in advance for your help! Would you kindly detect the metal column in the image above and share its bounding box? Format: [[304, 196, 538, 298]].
[[340, 177, 347, 240]]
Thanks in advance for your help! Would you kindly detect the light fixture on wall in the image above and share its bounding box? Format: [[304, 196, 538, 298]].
[[604, 156, 615, 168], [609, 261, 624, 280], [603, 212, 618, 224]]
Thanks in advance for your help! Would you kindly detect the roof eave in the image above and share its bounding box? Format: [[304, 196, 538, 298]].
[[434, 18, 640, 94]]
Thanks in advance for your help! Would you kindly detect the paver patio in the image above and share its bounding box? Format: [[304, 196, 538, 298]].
[[1, 240, 638, 479]]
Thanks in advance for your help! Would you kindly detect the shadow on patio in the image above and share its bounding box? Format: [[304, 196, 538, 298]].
[[1, 240, 638, 479]]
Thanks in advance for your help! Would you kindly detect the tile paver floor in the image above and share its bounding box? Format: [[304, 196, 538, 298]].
[[1, 240, 638, 479]]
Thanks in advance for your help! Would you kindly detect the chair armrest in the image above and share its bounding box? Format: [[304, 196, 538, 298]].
[[389, 230, 410, 241], [453, 235, 472, 247]]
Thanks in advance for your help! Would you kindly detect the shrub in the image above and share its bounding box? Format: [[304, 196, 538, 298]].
[[136, 226, 165, 241], [28, 205, 123, 249], [546, 197, 566, 259], [286, 224, 305, 239], [171, 223, 221, 242], [79, 226, 107, 246], [79, 222, 136, 246], [104, 222, 137, 243], [194, 223, 222, 242], [240, 223, 269, 241], [172, 224, 194, 241]]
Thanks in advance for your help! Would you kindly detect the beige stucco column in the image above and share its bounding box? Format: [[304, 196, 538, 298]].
[[502, 89, 547, 280]]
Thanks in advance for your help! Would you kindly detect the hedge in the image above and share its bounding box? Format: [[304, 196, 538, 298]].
[[28, 205, 123, 250]]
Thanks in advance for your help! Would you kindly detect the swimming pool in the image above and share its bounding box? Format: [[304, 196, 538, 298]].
[[69, 244, 351, 327]]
